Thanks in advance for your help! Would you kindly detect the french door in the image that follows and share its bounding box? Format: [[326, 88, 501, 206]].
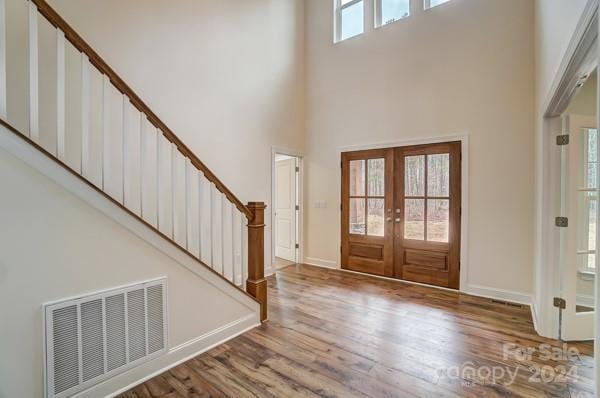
[[341, 149, 395, 276], [341, 142, 461, 289]]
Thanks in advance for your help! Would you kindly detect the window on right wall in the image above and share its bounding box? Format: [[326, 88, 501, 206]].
[[424, 0, 452, 10]]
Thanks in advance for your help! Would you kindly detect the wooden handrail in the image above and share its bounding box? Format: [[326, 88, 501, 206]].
[[30, 0, 253, 220]]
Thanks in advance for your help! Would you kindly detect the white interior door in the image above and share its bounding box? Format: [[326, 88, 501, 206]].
[[561, 114, 596, 341], [275, 157, 297, 262]]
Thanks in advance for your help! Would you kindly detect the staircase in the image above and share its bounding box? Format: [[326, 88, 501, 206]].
[[0, 0, 267, 320]]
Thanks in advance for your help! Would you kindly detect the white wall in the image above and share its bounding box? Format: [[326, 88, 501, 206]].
[[0, 135, 258, 397], [9, 0, 306, 273], [304, 0, 536, 296], [534, 0, 590, 110]]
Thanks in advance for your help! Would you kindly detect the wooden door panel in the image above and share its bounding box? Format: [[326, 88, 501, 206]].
[[341, 149, 394, 277], [404, 249, 447, 270], [347, 256, 386, 275], [394, 142, 461, 289], [349, 243, 384, 260]]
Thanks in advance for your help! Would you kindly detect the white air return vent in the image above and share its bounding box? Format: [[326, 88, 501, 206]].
[[44, 278, 168, 398]]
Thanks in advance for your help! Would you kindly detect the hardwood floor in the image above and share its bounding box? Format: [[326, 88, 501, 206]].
[[120, 264, 594, 398]]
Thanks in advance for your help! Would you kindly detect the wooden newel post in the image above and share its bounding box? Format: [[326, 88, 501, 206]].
[[247, 202, 267, 322]]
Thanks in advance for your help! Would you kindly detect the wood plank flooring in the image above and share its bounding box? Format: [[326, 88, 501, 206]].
[[119, 264, 595, 398]]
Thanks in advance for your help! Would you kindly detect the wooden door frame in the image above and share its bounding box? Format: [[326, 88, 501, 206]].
[[270, 146, 304, 275], [337, 134, 469, 291]]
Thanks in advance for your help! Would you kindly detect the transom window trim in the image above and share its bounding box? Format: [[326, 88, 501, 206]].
[[334, 0, 364, 43]]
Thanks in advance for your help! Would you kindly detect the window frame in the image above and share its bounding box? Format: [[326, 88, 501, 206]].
[[375, 0, 411, 29], [577, 128, 598, 274], [334, 0, 364, 43]]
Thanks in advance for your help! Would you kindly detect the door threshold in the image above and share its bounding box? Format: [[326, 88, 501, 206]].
[[340, 268, 460, 293]]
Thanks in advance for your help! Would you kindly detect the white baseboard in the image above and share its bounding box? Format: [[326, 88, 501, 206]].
[[465, 284, 532, 305], [530, 299, 540, 332], [304, 257, 338, 269], [265, 264, 274, 277], [77, 314, 259, 398]]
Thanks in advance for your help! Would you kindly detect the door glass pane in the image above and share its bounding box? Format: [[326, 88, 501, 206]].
[[586, 129, 598, 189], [350, 160, 365, 196], [405, 199, 424, 240], [588, 194, 597, 252], [405, 156, 425, 197], [427, 199, 449, 242], [350, 198, 366, 235], [368, 199, 385, 236], [368, 158, 385, 196], [427, 154, 450, 197]]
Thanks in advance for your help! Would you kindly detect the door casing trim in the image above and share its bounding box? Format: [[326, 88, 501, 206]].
[[337, 133, 470, 291], [534, 0, 599, 347], [271, 146, 305, 275]]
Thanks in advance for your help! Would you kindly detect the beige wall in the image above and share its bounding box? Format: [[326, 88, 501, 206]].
[[0, 143, 256, 398], [534, 0, 590, 110], [304, 0, 535, 295], [37, 0, 306, 272], [567, 72, 598, 117]]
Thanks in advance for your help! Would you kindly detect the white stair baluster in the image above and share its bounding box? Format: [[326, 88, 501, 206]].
[[171, 144, 177, 240], [0, 0, 6, 119], [56, 30, 65, 160], [221, 195, 226, 276], [156, 129, 160, 229], [140, 115, 145, 218], [231, 203, 236, 285], [197, 172, 204, 261], [101, 75, 110, 189], [28, 0, 39, 141], [80, 55, 90, 176], [185, 159, 191, 250], [241, 213, 247, 291], [122, 95, 128, 204]]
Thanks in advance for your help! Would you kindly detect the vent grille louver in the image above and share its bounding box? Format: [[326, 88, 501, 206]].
[[81, 299, 105, 382], [105, 293, 127, 371], [52, 305, 80, 394], [45, 279, 167, 398]]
